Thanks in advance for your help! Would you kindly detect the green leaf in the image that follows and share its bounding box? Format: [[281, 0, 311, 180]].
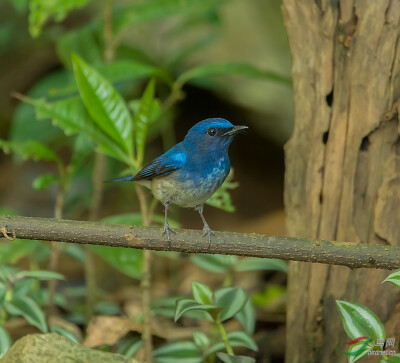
[[29, 0, 90, 38], [72, 54, 134, 161], [0, 326, 11, 358], [32, 173, 59, 190], [191, 281, 213, 305], [174, 298, 219, 322], [117, 336, 143, 358], [190, 254, 238, 273], [342, 339, 373, 363], [0, 240, 44, 265], [236, 258, 288, 273], [216, 352, 255, 363], [385, 354, 400, 363], [192, 332, 210, 349], [0, 140, 61, 164], [32, 96, 130, 164], [207, 331, 258, 355], [56, 24, 102, 68], [206, 173, 238, 212], [101, 213, 143, 225], [13, 279, 35, 299], [215, 287, 248, 322], [177, 63, 292, 89], [14, 270, 65, 281], [50, 325, 80, 344], [4, 296, 47, 332], [235, 299, 256, 335], [382, 270, 400, 289], [336, 301, 385, 341], [93, 301, 122, 316], [133, 78, 156, 165], [89, 245, 143, 280], [153, 341, 202, 363], [0, 266, 18, 283], [88, 213, 144, 279], [113, 0, 226, 37]]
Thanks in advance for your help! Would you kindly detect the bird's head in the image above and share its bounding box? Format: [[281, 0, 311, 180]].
[[183, 118, 247, 156]]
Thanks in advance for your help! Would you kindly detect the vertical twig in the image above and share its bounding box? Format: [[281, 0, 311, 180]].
[[135, 185, 153, 362], [85, 152, 106, 320], [47, 183, 65, 315]]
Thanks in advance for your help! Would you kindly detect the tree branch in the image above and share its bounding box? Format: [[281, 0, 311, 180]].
[[1, 215, 399, 270]]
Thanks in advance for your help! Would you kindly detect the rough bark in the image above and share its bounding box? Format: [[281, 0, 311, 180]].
[[282, 0, 400, 362]]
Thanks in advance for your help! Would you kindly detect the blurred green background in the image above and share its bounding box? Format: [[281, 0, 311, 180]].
[[0, 0, 292, 361]]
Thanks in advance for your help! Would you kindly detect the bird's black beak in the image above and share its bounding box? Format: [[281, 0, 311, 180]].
[[223, 125, 248, 136]]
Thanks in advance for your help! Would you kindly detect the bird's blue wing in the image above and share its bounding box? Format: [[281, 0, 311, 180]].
[[132, 144, 186, 181]]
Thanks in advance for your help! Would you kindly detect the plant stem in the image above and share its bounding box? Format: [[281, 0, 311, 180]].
[[135, 184, 153, 362], [85, 152, 107, 321], [47, 182, 65, 315], [215, 317, 234, 356]]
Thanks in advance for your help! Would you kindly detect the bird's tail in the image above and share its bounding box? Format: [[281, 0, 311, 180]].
[[105, 175, 135, 182]]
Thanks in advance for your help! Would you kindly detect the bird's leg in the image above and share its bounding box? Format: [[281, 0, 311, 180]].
[[162, 202, 175, 249], [196, 205, 215, 249]]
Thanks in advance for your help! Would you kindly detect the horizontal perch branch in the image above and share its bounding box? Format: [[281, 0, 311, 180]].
[[0, 215, 399, 270]]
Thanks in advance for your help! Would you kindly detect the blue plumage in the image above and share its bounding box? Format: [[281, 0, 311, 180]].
[[108, 118, 247, 248]]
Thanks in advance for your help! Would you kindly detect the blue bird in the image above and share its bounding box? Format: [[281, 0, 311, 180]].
[[108, 118, 247, 248]]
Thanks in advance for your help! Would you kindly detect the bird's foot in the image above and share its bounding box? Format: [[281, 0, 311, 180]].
[[202, 224, 215, 250], [162, 222, 175, 249]]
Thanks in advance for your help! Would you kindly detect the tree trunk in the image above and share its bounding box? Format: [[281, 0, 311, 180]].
[[282, 1, 400, 362]]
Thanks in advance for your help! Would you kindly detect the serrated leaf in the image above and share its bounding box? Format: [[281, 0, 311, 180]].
[[216, 352, 255, 363], [29, 0, 90, 38], [0, 140, 61, 164], [0, 326, 11, 358], [215, 287, 248, 322], [4, 296, 47, 332], [336, 301, 385, 341], [207, 331, 258, 355], [174, 298, 218, 322], [32, 173, 59, 190], [32, 96, 130, 164], [72, 54, 134, 161], [153, 341, 202, 363], [236, 298, 256, 335], [382, 270, 400, 289], [190, 254, 237, 273], [14, 270, 65, 281], [236, 258, 288, 273], [134, 78, 156, 165], [193, 331, 210, 349], [177, 63, 291, 89], [191, 281, 213, 305]]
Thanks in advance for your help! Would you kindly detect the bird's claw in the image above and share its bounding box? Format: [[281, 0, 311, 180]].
[[202, 224, 215, 250], [162, 223, 175, 249]]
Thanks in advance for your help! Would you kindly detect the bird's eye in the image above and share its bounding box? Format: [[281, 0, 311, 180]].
[[207, 128, 217, 136]]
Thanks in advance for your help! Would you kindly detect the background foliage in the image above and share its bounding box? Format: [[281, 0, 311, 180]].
[[0, 0, 292, 361]]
